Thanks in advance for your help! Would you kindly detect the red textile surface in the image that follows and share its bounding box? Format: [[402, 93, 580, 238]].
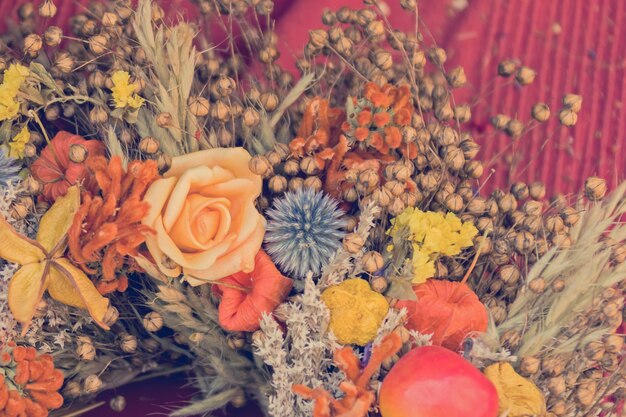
[[1, 0, 624, 415]]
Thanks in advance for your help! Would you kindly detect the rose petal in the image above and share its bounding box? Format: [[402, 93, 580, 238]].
[[185, 217, 266, 285]]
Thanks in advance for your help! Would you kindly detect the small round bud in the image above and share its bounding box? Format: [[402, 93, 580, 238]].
[[505, 119, 524, 138], [303, 176, 322, 192], [260, 92, 279, 111], [562, 93, 583, 112], [515, 66, 536, 85], [156, 112, 173, 128], [428, 47, 447, 66], [490, 114, 510, 130], [370, 276, 388, 293], [497, 59, 518, 77], [227, 334, 246, 350], [25, 176, 42, 195], [103, 305, 119, 327], [38, 0, 57, 18], [110, 395, 127, 412], [188, 96, 210, 117], [76, 338, 96, 361], [43, 26, 63, 47], [343, 233, 365, 254], [139, 137, 160, 155], [288, 177, 304, 192], [143, 311, 163, 332], [120, 333, 138, 353], [531, 103, 550, 122], [54, 51, 75, 73], [552, 278, 565, 292], [83, 374, 103, 394], [156, 153, 172, 174], [604, 334, 624, 353], [528, 277, 546, 294], [242, 108, 260, 127], [519, 356, 540, 375], [362, 251, 384, 273], [23, 34, 43, 57], [215, 76, 236, 97], [102, 12, 119, 27], [308, 29, 328, 48], [63, 381, 82, 398], [528, 182, 546, 200], [558, 108, 578, 126], [499, 264, 520, 284], [88, 34, 109, 55], [447, 66, 467, 88], [69, 144, 88, 163], [300, 156, 321, 175], [89, 106, 109, 124], [268, 175, 288, 193], [584, 176, 607, 201]]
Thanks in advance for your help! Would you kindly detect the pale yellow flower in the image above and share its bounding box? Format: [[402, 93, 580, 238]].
[[389, 208, 478, 283], [0, 64, 29, 122], [8, 127, 30, 159], [111, 71, 144, 109]]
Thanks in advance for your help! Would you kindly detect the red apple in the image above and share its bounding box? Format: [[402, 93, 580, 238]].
[[379, 345, 499, 417]]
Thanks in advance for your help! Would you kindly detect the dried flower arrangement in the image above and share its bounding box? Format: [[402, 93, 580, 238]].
[[0, 0, 623, 417]]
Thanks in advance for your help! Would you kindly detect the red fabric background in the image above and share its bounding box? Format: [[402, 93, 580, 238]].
[[1, 0, 624, 415]]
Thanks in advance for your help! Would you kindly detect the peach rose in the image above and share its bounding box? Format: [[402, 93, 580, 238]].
[[142, 148, 265, 285]]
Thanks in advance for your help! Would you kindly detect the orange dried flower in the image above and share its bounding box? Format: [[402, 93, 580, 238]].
[[31, 131, 105, 202], [293, 332, 402, 417], [1, 344, 64, 417], [217, 250, 293, 332], [356, 110, 372, 126], [373, 112, 391, 128], [68, 156, 159, 294]]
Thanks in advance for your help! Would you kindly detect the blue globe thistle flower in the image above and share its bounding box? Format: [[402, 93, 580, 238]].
[[265, 187, 345, 279], [0, 149, 20, 185]]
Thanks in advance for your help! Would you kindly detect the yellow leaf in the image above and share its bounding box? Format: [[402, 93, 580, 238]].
[[37, 186, 80, 253], [8, 262, 48, 325], [0, 216, 45, 265], [48, 258, 110, 329]]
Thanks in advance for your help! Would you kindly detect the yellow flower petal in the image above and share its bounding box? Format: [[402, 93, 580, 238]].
[[48, 258, 110, 329], [0, 216, 45, 265], [8, 261, 48, 325], [37, 186, 81, 253], [484, 362, 546, 417]]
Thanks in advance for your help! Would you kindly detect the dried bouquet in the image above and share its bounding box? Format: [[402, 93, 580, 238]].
[[0, 1, 624, 417]]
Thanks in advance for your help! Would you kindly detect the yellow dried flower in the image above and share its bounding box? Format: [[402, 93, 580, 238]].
[[110, 71, 144, 109], [484, 362, 546, 417], [8, 126, 30, 159], [321, 278, 389, 346], [388, 208, 478, 283], [0, 64, 29, 121]]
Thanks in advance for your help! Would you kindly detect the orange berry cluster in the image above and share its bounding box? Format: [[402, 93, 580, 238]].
[[0, 343, 64, 417], [342, 83, 416, 158]]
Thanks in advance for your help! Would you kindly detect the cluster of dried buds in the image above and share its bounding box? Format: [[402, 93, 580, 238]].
[[0, 343, 64, 417]]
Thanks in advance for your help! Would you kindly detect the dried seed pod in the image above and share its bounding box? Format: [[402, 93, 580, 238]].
[[428, 47, 447, 66], [465, 160, 484, 179], [519, 356, 540, 375], [76, 338, 96, 361], [69, 144, 88, 163], [531, 102, 551, 122], [63, 381, 82, 398], [527, 277, 546, 293], [551, 278, 565, 292], [43, 26, 63, 47], [143, 311, 163, 332], [499, 264, 520, 284], [522, 215, 541, 233], [103, 305, 119, 327], [604, 334, 624, 353], [497, 59, 518, 77], [260, 92, 279, 111], [23, 34, 43, 57], [548, 398, 567, 416], [303, 176, 322, 192], [542, 355, 567, 376], [288, 177, 304, 192], [559, 108, 578, 126], [83, 374, 103, 395], [454, 104, 472, 123], [498, 193, 517, 213], [443, 147, 465, 171], [268, 175, 288, 194], [211, 100, 231, 122], [89, 34, 109, 55], [444, 193, 463, 212], [227, 333, 246, 350], [505, 119, 524, 138], [139, 137, 160, 155], [575, 379, 597, 407], [560, 206, 580, 226], [584, 176, 607, 201], [547, 376, 566, 396], [514, 231, 535, 253], [300, 156, 320, 175], [343, 233, 365, 253], [215, 76, 236, 97], [585, 341, 606, 360], [110, 395, 127, 412], [371, 188, 392, 207], [562, 93, 583, 112], [491, 114, 511, 130], [447, 66, 467, 88], [362, 251, 384, 273], [54, 51, 75, 73], [515, 66, 536, 85], [188, 96, 210, 117], [38, 0, 57, 18], [528, 182, 546, 200]]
